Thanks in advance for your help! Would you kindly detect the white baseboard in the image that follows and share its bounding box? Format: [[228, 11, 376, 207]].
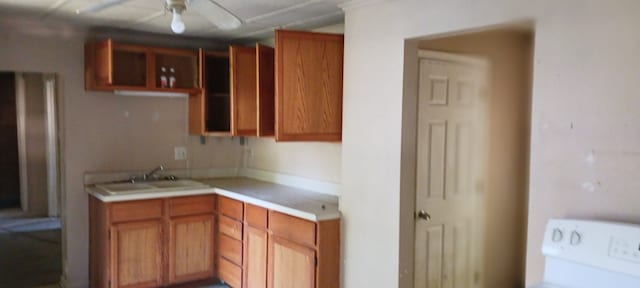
[[239, 168, 341, 196]]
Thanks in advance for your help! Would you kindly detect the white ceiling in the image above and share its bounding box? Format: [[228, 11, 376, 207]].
[[0, 0, 347, 40]]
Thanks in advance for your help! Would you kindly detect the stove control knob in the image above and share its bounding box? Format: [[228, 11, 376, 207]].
[[552, 228, 563, 243], [570, 231, 582, 246]]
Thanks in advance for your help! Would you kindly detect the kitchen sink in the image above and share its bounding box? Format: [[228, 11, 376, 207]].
[[96, 179, 209, 195]]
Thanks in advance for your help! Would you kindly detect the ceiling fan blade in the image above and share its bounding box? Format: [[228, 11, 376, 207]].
[[76, 0, 132, 14], [187, 0, 242, 30]]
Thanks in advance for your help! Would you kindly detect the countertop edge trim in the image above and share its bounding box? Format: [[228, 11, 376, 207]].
[[86, 186, 340, 222]]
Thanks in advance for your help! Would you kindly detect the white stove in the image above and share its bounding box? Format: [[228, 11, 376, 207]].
[[531, 219, 640, 288]]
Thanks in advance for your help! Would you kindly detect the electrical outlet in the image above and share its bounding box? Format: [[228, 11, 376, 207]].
[[174, 146, 187, 160]]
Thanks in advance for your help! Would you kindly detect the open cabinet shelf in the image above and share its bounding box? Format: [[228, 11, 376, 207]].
[[189, 45, 275, 137]]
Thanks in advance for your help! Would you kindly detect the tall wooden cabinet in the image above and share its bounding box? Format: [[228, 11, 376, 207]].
[[275, 30, 344, 142]]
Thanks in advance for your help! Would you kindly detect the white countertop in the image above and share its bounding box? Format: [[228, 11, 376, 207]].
[[86, 177, 340, 222]]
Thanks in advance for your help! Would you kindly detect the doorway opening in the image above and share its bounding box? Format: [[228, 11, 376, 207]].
[[0, 71, 62, 287], [402, 26, 534, 288]]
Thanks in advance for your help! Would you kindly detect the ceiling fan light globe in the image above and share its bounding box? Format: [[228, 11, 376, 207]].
[[171, 9, 186, 34]]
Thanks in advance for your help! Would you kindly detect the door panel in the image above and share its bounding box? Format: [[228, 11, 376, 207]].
[[244, 226, 267, 288], [230, 45, 257, 136], [169, 215, 215, 284], [268, 236, 315, 288], [414, 54, 487, 288], [111, 220, 163, 288]]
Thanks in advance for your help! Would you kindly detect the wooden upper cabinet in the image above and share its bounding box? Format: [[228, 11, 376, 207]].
[[230, 45, 258, 136], [275, 30, 344, 142], [85, 38, 199, 93], [190, 45, 275, 137], [194, 50, 231, 136], [110, 220, 163, 288]]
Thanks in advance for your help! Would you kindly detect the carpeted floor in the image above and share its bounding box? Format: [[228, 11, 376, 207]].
[[0, 217, 61, 288]]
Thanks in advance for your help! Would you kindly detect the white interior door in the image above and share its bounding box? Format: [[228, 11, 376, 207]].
[[414, 51, 488, 288]]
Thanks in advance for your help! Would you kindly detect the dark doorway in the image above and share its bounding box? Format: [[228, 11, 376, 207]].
[[0, 72, 20, 209]]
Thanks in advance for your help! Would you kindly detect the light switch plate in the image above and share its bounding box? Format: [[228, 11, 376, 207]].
[[174, 146, 187, 160]]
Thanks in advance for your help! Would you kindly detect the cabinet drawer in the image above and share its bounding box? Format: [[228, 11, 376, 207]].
[[110, 199, 163, 223], [219, 233, 243, 265], [269, 211, 316, 247], [218, 196, 243, 220], [169, 195, 215, 217], [218, 257, 242, 288], [219, 215, 243, 240], [245, 204, 267, 229]]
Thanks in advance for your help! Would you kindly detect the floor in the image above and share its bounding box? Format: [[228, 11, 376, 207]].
[[0, 214, 61, 288], [0, 210, 229, 288]]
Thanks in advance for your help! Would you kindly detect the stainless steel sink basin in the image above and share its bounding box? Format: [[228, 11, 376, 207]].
[[96, 179, 209, 195]]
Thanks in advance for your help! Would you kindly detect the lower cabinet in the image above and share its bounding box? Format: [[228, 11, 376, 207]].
[[268, 236, 315, 288], [243, 203, 268, 288], [90, 194, 339, 288], [90, 195, 217, 288], [111, 220, 164, 288], [169, 214, 215, 284]]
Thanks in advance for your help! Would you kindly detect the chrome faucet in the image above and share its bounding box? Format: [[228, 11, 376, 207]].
[[143, 165, 164, 180]]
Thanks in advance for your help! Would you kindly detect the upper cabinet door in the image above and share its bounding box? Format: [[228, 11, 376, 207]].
[[85, 39, 113, 89], [257, 44, 275, 137], [230, 45, 257, 136], [189, 48, 207, 135], [275, 30, 344, 142]]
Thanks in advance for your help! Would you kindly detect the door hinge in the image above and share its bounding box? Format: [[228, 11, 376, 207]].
[[108, 230, 111, 240], [315, 256, 318, 267], [108, 280, 111, 288]]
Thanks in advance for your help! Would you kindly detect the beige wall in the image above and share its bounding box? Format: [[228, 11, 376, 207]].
[[418, 30, 532, 287], [342, 0, 640, 287], [0, 16, 242, 287], [245, 138, 341, 183], [22, 73, 49, 216]]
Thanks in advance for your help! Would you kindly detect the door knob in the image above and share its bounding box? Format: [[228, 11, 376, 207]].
[[416, 210, 431, 221]]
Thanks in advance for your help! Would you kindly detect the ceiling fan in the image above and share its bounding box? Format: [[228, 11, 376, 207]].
[[76, 0, 242, 34]]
